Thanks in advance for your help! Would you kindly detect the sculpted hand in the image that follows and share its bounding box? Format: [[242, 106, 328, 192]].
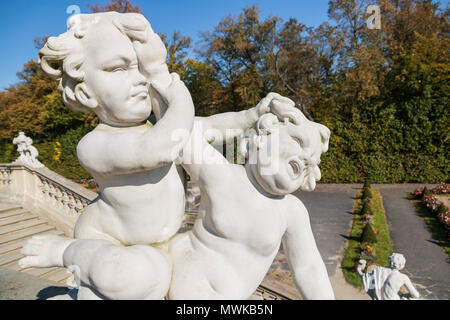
[[358, 259, 367, 267], [269, 96, 301, 124], [151, 73, 192, 107], [119, 13, 167, 71], [255, 92, 282, 116]]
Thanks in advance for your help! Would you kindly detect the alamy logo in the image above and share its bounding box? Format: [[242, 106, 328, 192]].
[[366, 5, 381, 30], [66, 5, 81, 27]]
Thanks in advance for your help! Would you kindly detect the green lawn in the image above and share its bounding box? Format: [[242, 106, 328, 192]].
[[409, 194, 450, 259], [341, 188, 394, 287]]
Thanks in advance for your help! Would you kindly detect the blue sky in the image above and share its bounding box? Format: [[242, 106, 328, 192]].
[[0, 0, 332, 91], [0, 0, 447, 91]]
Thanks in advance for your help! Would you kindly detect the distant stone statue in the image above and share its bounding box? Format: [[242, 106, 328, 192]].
[[12, 132, 44, 168], [356, 253, 420, 300]]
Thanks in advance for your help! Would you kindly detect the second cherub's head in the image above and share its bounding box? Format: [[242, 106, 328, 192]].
[[241, 97, 330, 196], [39, 12, 153, 127], [388, 253, 406, 271]]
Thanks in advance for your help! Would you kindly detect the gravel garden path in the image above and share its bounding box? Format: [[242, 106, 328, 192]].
[[294, 184, 360, 277], [293, 183, 450, 300], [375, 184, 450, 300], [292, 184, 369, 299]]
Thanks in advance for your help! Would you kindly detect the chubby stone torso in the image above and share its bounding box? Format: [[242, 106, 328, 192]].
[[73, 126, 185, 245], [168, 165, 289, 299]]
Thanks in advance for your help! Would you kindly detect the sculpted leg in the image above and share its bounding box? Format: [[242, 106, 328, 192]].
[[19, 234, 75, 268], [62, 240, 172, 300], [20, 235, 171, 300]]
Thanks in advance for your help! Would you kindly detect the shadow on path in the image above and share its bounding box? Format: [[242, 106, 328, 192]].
[[293, 184, 359, 277], [37, 286, 73, 300]]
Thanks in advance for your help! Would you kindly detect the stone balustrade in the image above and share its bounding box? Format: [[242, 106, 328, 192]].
[[0, 163, 97, 236], [0, 166, 12, 188]]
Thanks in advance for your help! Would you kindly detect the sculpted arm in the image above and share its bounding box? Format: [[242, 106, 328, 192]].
[[78, 74, 194, 176], [282, 198, 335, 299], [403, 275, 420, 299], [178, 127, 236, 186], [197, 93, 294, 143], [356, 259, 367, 278], [116, 13, 171, 120]]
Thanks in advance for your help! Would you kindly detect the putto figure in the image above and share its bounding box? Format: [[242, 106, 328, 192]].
[[20, 12, 195, 300], [19, 12, 334, 300], [166, 95, 334, 299], [12, 132, 44, 168], [356, 253, 420, 300]]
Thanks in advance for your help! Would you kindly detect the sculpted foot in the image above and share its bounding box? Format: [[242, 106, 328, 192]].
[[19, 235, 75, 268]]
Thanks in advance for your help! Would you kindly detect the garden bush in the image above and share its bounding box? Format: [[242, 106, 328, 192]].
[[361, 223, 378, 244], [360, 200, 371, 216], [413, 184, 450, 240], [362, 188, 372, 200], [422, 187, 432, 198]]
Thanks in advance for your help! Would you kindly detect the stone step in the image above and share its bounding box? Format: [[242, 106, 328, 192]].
[[0, 209, 30, 219], [43, 268, 72, 283], [0, 200, 75, 288], [0, 224, 56, 246], [0, 213, 39, 227], [0, 240, 26, 256], [0, 205, 23, 214], [22, 266, 60, 277], [0, 219, 46, 236], [0, 249, 23, 266], [0, 229, 65, 256]]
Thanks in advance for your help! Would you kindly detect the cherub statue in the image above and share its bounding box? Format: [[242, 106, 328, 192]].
[[20, 93, 334, 300], [18, 12, 281, 300], [165, 95, 334, 299], [356, 253, 420, 300], [13, 132, 44, 168]]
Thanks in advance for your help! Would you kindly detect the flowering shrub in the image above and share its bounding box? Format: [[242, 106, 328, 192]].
[[359, 248, 376, 263], [354, 259, 374, 274], [422, 195, 441, 212], [413, 187, 424, 199], [52, 141, 62, 162], [432, 182, 450, 195], [77, 178, 99, 190], [415, 184, 450, 240], [362, 244, 373, 254]]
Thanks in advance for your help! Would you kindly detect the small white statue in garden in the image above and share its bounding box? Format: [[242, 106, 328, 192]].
[[12, 132, 44, 168], [356, 253, 420, 300]]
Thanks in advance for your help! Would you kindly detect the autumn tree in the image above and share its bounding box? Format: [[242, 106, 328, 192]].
[[198, 6, 281, 112], [1, 0, 447, 183], [88, 0, 142, 13]]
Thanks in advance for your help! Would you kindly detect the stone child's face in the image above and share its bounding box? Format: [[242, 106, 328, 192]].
[[81, 21, 151, 126], [251, 121, 324, 196]]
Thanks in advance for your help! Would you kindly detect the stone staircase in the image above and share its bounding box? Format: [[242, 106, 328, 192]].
[[0, 194, 301, 300], [0, 201, 72, 285]]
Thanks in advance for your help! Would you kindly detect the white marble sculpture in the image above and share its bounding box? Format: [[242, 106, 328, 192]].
[[12, 132, 44, 168], [19, 12, 334, 300], [166, 95, 334, 300], [356, 253, 420, 300]]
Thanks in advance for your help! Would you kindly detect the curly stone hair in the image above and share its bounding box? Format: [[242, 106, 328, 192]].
[[38, 12, 148, 113], [389, 253, 406, 270], [239, 100, 331, 191]]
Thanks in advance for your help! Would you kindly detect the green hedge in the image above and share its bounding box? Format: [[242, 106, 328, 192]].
[[0, 125, 92, 181], [1, 130, 447, 183]]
